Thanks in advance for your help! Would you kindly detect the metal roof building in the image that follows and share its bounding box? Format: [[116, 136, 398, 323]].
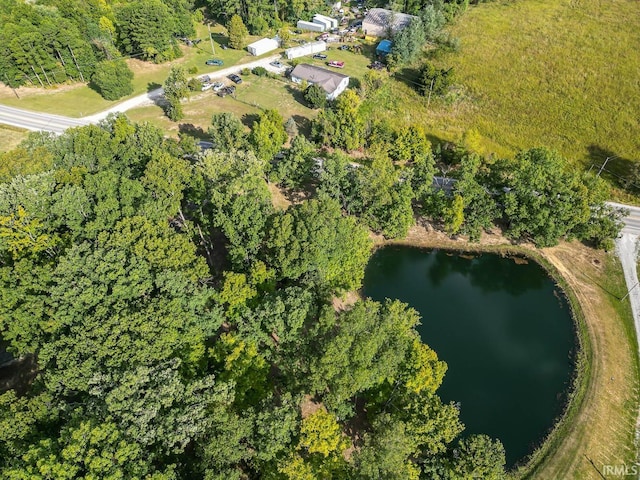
[[247, 38, 279, 56], [362, 8, 418, 37]]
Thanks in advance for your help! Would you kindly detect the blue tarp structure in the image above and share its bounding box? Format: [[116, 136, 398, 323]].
[[376, 39, 392, 55]]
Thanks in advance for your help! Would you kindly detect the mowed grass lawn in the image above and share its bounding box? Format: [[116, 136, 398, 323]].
[[0, 23, 267, 118], [434, 0, 640, 171], [126, 74, 317, 139]]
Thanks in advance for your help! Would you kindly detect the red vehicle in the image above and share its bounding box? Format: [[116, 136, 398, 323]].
[[327, 60, 345, 68]]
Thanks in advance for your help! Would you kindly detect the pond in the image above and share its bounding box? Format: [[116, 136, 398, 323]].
[[362, 246, 576, 467]]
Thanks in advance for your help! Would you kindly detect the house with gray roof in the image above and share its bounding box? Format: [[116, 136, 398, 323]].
[[290, 64, 350, 100], [362, 8, 418, 37]]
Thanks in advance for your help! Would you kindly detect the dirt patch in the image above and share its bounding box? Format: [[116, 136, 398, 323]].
[[268, 183, 291, 211], [300, 394, 323, 419], [332, 291, 361, 312]]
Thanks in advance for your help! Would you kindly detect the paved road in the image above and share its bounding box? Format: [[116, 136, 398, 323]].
[[608, 202, 640, 235], [0, 54, 283, 129], [0, 104, 89, 134]]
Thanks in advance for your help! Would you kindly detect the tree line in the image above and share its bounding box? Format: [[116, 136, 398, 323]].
[[0, 115, 507, 479], [0, 0, 195, 95]]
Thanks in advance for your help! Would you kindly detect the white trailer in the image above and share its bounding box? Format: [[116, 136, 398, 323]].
[[297, 20, 325, 32], [285, 41, 327, 60], [246, 38, 279, 56]]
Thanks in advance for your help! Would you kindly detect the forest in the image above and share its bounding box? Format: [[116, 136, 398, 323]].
[[0, 97, 623, 477]]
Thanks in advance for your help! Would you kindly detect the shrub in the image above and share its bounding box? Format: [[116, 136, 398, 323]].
[[241, 68, 251, 75], [187, 78, 201, 91], [188, 66, 198, 74], [91, 59, 134, 101], [419, 63, 454, 96], [252, 66, 267, 77], [304, 84, 327, 109]]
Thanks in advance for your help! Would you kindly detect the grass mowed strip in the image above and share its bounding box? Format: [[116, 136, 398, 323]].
[[435, 0, 640, 170], [0, 125, 29, 152]]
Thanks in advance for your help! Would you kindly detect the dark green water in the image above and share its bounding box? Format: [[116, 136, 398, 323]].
[[362, 247, 576, 467]]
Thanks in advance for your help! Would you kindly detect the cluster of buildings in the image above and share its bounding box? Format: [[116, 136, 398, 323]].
[[242, 8, 418, 100]]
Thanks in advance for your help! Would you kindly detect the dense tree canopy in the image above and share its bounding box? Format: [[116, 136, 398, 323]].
[[0, 110, 619, 479]]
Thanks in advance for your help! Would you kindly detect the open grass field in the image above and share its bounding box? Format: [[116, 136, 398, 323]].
[[0, 23, 267, 118], [126, 74, 317, 140], [436, 0, 640, 194], [0, 125, 28, 152]]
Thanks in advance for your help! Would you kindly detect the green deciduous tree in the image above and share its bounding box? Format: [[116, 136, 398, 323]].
[[163, 65, 189, 121], [91, 59, 134, 100], [249, 109, 287, 162], [304, 83, 327, 109], [264, 196, 372, 292], [209, 112, 248, 152]]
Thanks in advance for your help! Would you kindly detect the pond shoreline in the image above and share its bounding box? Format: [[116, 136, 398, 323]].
[[364, 225, 638, 479]]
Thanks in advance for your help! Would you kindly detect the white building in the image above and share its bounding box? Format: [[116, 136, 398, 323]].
[[297, 20, 325, 32], [362, 8, 418, 37], [314, 14, 338, 29], [246, 38, 279, 56], [290, 63, 349, 100], [285, 41, 327, 60], [312, 16, 332, 31]]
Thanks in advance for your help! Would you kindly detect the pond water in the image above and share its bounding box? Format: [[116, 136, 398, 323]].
[[362, 246, 576, 467]]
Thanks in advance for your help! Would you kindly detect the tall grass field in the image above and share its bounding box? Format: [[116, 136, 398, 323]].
[[439, 0, 639, 174]]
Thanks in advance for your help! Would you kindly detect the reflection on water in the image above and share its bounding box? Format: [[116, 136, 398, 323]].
[[363, 246, 575, 467]]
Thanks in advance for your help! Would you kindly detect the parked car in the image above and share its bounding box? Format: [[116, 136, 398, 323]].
[[368, 61, 384, 70], [217, 86, 235, 97], [211, 82, 225, 92], [313, 53, 327, 60], [338, 45, 350, 51], [228, 74, 242, 84], [205, 59, 223, 66], [199, 75, 211, 83], [270, 60, 284, 68], [201, 82, 213, 91], [327, 60, 345, 68]]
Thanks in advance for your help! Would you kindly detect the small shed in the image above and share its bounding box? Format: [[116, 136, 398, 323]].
[[247, 38, 279, 56], [285, 41, 327, 60], [376, 39, 392, 56], [297, 20, 325, 32]]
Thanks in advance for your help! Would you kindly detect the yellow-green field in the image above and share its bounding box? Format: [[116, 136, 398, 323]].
[[436, 0, 639, 170], [0, 125, 28, 152]]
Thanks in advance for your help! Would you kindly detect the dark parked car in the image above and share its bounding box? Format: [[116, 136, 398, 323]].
[[228, 74, 242, 84], [313, 53, 327, 60], [368, 61, 384, 70], [217, 86, 236, 97], [205, 59, 223, 66], [338, 45, 349, 51]]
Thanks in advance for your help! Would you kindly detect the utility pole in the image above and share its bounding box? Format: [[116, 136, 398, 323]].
[[68, 46, 85, 82], [3, 74, 19, 99], [426, 77, 435, 107], [30, 65, 45, 87], [207, 24, 215, 55], [597, 155, 618, 177]]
